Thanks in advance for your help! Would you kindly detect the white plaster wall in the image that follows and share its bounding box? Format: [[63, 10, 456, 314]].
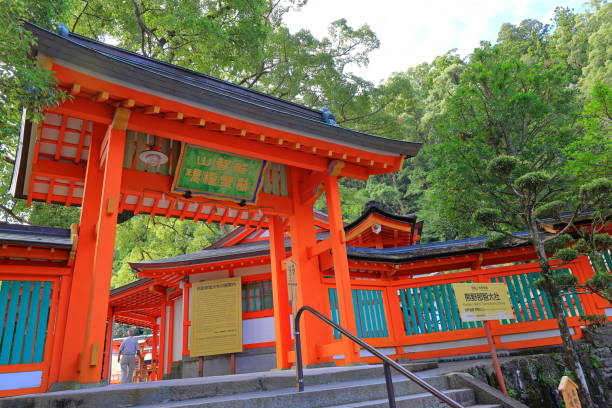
[[359, 347, 395, 357], [500, 328, 575, 343], [0, 371, 42, 390], [402, 337, 488, 353], [173, 296, 183, 362], [243, 317, 275, 345], [164, 304, 170, 368]]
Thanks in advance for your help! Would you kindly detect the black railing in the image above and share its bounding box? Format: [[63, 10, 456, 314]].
[[294, 306, 465, 408]]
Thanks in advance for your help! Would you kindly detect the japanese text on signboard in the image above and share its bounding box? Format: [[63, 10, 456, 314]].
[[190, 277, 242, 357], [172, 144, 267, 203], [451, 282, 515, 322]]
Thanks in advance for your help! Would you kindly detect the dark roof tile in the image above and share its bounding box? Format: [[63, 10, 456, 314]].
[[0, 223, 72, 248]]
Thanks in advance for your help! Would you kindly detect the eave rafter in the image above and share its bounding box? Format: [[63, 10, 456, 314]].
[[48, 62, 404, 178], [136, 254, 271, 278]]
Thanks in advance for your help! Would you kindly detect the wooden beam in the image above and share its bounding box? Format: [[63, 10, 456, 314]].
[[94, 91, 109, 102], [205, 123, 226, 132], [185, 118, 205, 126], [127, 112, 368, 180], [0, 245, 70, 261], [144, 105, 160, 114], [121, 99, 135, 108], [164, 112, 183, 120], [47, 96, 114, 125], [70, 84, 81, 96]]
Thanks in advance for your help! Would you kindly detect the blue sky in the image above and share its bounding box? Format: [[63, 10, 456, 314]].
[[284, 0, 588, 82]]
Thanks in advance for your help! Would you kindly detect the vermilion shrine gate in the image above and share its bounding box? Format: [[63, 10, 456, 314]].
[[1, 22, 419, 394]]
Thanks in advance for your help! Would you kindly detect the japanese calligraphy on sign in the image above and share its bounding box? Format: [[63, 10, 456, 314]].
[[190, 277, 242, 357], [285, 258, 298, 315], [172, 144, 267, 204], [451, 282, 515, 322]]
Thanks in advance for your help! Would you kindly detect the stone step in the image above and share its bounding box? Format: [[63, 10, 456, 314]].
[[468, 406, 503, 408], [322, 388, 479, 407], [0, 365, 440, 408], [133, 378, 465, 408]]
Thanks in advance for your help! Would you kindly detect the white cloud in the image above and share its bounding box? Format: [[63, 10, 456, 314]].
[[283, 0, 586, 82]]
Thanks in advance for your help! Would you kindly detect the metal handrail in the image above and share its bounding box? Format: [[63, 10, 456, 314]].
[[294, 305, 465, 408]]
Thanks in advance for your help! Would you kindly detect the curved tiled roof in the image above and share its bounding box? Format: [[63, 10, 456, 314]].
[[25, 22, 422, 158], [129, 231, 532, 272], [0, 223, 72, 248]]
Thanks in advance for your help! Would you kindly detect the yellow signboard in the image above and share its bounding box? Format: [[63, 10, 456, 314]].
[[451, 282, 515, 322], [190, 277, 243, 357]]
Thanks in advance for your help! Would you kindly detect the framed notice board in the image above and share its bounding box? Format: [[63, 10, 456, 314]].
[[190, 277, 243, 357], [172, 144, 267, 204], [451, 282, 515, 322]]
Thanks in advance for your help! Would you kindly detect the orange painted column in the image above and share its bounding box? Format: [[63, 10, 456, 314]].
[[288, 168, 330, 365], [385, 285, 406, 356], [47, 274, 73, 387], [102, 307, 114, 381], [324, 175, 360, 364], [182, 282, 191, 356], [56, 122, 105, 384], [158, 299, 167, 380], [167, 301, 175, 374], [269, 215, 292, 369], [574, 256, 607, 314], [151, 325, 159, 381], [78, 107, 131, 383]]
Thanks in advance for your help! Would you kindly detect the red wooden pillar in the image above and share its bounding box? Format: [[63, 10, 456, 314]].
[[47, 273, 73, 387], [102, 307, 114, 381], [78, 107, 131, 383], [182, 282, 191, 356], [151, 325, 159, 381], [288, 168, 330, 365], [385, 285, 406, 356], [269, 215, 292, 369], [324, 175, 360, 364], [56, 122, 106, 384], [574, 256, 606, 315], [158, 298, 167, 380], [167, 301, 175, 374]]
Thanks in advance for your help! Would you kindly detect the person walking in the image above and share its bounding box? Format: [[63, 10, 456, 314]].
[[118, 327, 139, 384]]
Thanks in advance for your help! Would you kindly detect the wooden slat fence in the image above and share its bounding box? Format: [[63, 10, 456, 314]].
[[0, 280, 53, 366], [328, 288, 388, 339]]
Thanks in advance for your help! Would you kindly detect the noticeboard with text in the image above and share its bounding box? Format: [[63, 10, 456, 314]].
[[451, 282, 515, 322], [172, 144, 267, 204], [190, 277, 243, 357]]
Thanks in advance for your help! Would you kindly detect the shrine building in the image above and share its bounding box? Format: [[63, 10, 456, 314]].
[[2, 21, 419, 395], [0, 21, 610, 397], [106, 204, 611, 382]]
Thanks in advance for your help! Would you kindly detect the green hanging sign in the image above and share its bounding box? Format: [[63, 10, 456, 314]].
[[171, 144, 267, 204]]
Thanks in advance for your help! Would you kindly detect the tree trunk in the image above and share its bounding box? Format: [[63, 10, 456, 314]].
[[531, 228, 595, 408]]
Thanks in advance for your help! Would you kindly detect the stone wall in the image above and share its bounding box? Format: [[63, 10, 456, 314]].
[[465, 323, 612, 408]]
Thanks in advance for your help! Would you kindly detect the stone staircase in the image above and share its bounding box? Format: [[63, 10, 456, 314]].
[[1, 362, 525, 408]]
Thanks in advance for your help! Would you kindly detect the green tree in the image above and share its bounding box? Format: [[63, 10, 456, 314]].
[[567, 82, 612, 180], [421, 41, 607, 407], [111, 216, 221, 287], [0, 0, 76, 224]]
